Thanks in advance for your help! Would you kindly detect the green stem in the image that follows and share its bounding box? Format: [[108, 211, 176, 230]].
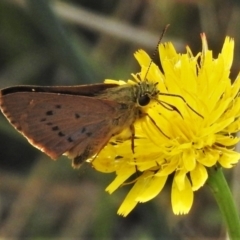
[[207, 167, 240, 240]]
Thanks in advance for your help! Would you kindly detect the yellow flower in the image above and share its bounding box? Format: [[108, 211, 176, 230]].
[[92, 34, 240, 216]]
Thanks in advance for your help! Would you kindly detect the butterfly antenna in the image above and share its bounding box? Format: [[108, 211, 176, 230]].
[[143, 24, 170, 82]]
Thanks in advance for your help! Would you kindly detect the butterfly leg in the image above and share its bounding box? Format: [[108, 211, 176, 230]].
[[146, 113, 170, 139], [130, 124, 135, 153]]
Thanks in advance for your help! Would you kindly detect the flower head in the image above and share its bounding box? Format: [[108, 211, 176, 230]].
[[92, 34, 240, 216]]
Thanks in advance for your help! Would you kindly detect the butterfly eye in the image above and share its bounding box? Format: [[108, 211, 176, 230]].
[[138, 94, 151, 106]]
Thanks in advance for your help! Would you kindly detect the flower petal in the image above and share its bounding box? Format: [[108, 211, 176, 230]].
[[172, 175, 193, 214], [190, 163, 208, 191]]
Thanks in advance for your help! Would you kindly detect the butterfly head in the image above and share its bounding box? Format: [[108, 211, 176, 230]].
[[136, 81, 159, 107]]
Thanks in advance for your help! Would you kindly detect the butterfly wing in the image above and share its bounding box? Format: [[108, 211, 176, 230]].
[[0, 86, 127, 163]]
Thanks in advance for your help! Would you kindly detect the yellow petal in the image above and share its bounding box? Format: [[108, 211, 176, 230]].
[[117, 171, 154, 216], [197, 148, 219, 167], [182, 149, 196, 171], [136, 174, 168, 202], [221, 37, 234, 69], [106, 165, 136, 194], [174, 170, 188, 191], [216, 135, 240, 146], [156, 156, 179, 176], [172, 175, 193, 214], [217, 147, 240, 168], [190, 163, 208, 191]]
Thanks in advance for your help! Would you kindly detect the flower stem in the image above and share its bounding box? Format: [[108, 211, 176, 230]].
[[207, 167, 240, 239]]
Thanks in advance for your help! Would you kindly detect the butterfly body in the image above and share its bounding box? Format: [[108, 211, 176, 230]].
[[0, 82, 158, 168]]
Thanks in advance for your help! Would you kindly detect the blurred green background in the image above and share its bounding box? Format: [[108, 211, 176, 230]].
[[0, 0, 240, 239]]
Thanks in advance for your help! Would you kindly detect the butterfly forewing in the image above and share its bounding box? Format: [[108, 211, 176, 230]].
[[0, 86, 125, 161]]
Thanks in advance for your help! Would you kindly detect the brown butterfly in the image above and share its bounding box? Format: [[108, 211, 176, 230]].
[[0, 82, 160, 168]]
